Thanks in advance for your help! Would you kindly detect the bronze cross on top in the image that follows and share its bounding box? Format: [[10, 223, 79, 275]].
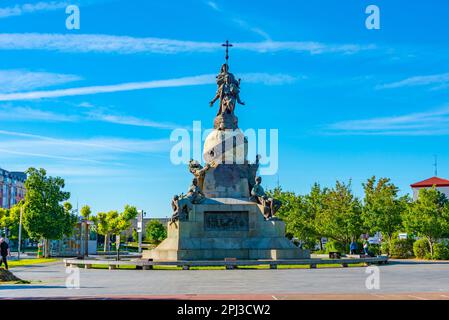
[[222, 40, 233, 65]]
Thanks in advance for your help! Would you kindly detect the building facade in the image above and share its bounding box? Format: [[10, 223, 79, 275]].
[[0, 168, 26, 209], [411, 176, 449, 201]]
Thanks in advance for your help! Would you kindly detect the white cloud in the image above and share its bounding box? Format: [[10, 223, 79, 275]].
[[326, 105, 449, 136], [0, 33, 376, 55], [0, 102, 182, 129], [377, 73, 449, 90], [205, 1, 220, 12], [232, 18, 271, 41], [0, 130, 172, 169], [0, 130, 171, 154], [0, 1, 67, 18], [0, 69, 82, 93], [0, 74, 214, 101], [242, 73, 301, 85], [86, 111, 180, 130], [0, 72, 298, 101], [238, 41, 375, 55], [0, 105, 77, 122]]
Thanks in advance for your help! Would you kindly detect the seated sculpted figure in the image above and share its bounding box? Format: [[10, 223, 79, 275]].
[[250, 176, 282, 220], [170, 178, 206, 224], [170, 195, 187, 224], [186, 177, 206, 204]]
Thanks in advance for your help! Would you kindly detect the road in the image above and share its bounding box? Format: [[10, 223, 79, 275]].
[[2, 260, 449, 299]]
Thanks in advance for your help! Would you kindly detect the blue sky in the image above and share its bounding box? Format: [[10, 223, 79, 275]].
[[0, 0, 448, 217]]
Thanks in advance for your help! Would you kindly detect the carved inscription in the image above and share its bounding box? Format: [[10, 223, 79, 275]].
[[204, 211, 249, 231]]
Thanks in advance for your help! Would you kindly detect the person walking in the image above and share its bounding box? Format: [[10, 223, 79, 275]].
[[350, 239, 358, 254], [363, 239, 369, 256], [0, 237, 10, 270]]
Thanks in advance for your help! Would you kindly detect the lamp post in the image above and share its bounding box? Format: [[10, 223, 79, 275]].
[[137, 210, 145, 253], [17, 205, 23, 260]]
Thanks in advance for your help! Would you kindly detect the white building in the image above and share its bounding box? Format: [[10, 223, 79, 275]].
[[411, 176, 449, 201]]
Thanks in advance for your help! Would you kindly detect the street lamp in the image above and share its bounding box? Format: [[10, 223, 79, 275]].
[[17, 205, 23, 260], [137, 209, 146, 253]]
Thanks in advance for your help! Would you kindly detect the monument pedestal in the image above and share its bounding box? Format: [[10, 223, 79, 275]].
[[143, 198, 310, 261]]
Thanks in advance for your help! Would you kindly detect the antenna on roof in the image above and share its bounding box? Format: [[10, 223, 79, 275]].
[[434, 154, 438, 177]]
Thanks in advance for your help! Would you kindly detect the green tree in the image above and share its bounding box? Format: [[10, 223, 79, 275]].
[[80, 205, 92, 256], [132, 228, 138, 242], [403, 187, 449, 257], [270, 184, 327, 249], [145, 220, 167, 244], [316, 181, 363, 252], [0, 203, 29, 247], [92, 205, 138, 251], [92, 211, 111, 252], [22, 168, 77, 257], [303, 183, 328, 249], [80, 205, 92, 219], [362, 176, 408, 242]]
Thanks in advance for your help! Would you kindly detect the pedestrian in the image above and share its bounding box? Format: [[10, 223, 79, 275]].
[[363, 239, 369, 256], [350, 239, 358, 255], [0, 237, 10, 270]]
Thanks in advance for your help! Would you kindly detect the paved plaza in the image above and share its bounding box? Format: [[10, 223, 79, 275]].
[[2, 260, 449, 299]]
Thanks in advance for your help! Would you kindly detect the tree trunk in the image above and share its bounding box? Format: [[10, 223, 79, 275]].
[[44, 238, 50, 258], [84, 221, 89, 257], [428, 237, 434, 258], [41, 239, 45, 258], [104, 233, 109, 252]]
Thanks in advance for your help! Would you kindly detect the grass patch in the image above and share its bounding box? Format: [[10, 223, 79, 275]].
[[90, 264, 137, 270], [9, 258, 59, 268]]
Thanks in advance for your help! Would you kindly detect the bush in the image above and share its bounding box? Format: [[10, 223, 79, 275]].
[[389, 238, 414, 259], [413, 239, 430, 259], [381, 240, 390, 255], [145, 220, 167, 244], [325, 240, 346, 253], [369, 244, 382, 256], [433, 243, 449, 260]]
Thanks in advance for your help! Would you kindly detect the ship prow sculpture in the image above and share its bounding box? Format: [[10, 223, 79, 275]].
[[143, 41, 310, 261]]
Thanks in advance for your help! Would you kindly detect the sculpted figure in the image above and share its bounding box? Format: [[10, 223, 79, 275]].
[[170, 177, 207, 224], [250, 176, 282, 220], [170, 195, 188, 224], [216, 64, 239, 88], [210, 66, 245, 116], [188, 159, 214, 190], [247, 154, 261, 192], [186, 177, 206, 204]]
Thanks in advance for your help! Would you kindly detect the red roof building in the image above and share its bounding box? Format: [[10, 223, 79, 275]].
[[411, 177, 449, 188], [411, 176, 449, 200]]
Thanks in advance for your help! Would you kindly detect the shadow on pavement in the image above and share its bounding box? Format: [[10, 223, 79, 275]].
[[388, 259, 449, 265]]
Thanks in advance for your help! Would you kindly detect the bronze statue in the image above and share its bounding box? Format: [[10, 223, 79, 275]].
[[170, 194, 189, 225], [250, 176, 281, 220], [186, 177, 206, 204], [209, 41, 245, 116], [188, 159, 214, 190], [247, 155, 261, 192], [210, 72, 245, 116], [170, 176, 208, 224]]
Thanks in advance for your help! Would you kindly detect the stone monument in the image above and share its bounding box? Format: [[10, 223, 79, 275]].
[[143, 41, 310, 261]]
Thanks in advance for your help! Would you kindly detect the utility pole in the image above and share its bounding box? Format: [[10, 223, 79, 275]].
[[434, 155, 438, 176], [137, 209, 145, 253], [17, 205, 23, 260]]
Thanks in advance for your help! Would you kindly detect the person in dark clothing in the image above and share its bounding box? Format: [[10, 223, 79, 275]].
[[0, 237, 10, 270], [350, 240, 358, 254]]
